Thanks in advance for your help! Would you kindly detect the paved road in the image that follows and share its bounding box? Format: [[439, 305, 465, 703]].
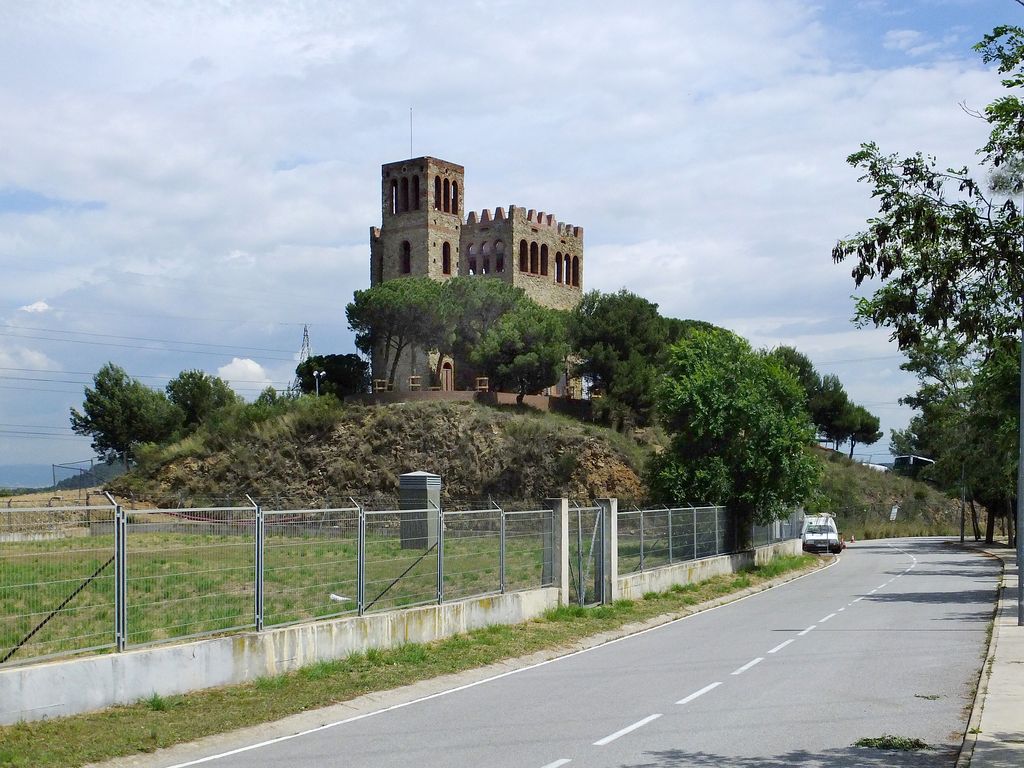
[[164, 538, 999, 768]]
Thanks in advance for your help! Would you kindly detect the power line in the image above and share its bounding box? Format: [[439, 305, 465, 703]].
[[0, 323, 297, 354], [0, 330, 296, 361]]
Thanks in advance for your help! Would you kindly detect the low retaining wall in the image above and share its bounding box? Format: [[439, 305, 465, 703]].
[[616, 538, 802, 601], [0, 588, 559, 724]]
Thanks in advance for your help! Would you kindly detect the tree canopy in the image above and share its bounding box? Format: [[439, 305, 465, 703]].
[[295, 354, 369, 399], [569, 289, 667, 429], [647, 328, 819, 524], [166, 370, 238, 429], [70, 363, 182, 464], [471, 303, 569, 403]]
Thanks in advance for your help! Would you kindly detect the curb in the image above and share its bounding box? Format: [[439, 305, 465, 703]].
[[955, 543, 1008, 768]]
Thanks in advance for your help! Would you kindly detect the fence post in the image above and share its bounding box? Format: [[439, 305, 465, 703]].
[[107, 492, 127, 653], [667, 506, 673, 564], [498, 504, 506, 595], [357, 501, 366, 616], [248, 495, 263, 632], [715, 507, 720, 555], [436, 501, 444, 605], [639, 508, 645, 572], [692, 505, 697, 560], [596, 498, 618, 605], [544, 498, 570, 606]]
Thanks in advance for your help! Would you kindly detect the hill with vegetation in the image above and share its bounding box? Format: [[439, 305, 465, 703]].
[[107, 399, 963, 539]]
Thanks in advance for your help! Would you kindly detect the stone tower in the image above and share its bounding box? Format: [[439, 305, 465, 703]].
[[370, 157, 464, 287], [367, 156, 584, 392]]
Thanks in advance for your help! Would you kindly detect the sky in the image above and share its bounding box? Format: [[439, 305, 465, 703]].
[[0, 0, 1015, 472]]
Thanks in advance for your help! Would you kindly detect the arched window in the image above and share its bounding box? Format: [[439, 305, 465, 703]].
[[482, 256, 489, 274], [571, 256, 580, 287], [443, 179, 450, 212], [442, 242, 451, 275], [540, 244, 549, 276], [468, 258, 477, 275], [451, 181, 459, 215], [412, 175, 420, 210], [390, 179, 398, 215], [529, 242, 538, 274], [494, 240, 504, 272], [401, 241, 411, 274], [519, 240, 528, 272], [399, 177, 409, 212], [434, 176, 442, 210], [555, 252, 563, 283], [564, 254, 571, 284]]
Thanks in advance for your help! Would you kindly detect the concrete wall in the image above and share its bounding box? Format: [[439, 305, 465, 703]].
[[616, 538, 802, 601], [0, 588, 558, 725]]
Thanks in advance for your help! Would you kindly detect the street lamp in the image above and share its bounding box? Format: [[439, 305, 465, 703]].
[[313, 370, 326, 397]]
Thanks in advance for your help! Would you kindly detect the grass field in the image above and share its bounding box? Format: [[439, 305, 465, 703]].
[[0, 515, 549, 665]]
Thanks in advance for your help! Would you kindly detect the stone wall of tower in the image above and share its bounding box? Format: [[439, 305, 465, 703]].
[[461, 205, 584, 311]]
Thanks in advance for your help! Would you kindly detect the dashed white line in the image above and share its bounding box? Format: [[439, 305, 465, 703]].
[[594, 714, 662, 746], [676, 681, 722, 704], [878, 583, 888, 589], [853, 597, 865, 602], [798, 625, 816, 636], [731, 657, 764, 675], [869, 589, 877, 594], [819, 613, 836, 623], [768, 638, 795, 654], [837, 607, 845, 612], [540, 760, 572, 768]]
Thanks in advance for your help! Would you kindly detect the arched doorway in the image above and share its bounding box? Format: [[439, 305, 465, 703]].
[[441, 361, 454, 391]]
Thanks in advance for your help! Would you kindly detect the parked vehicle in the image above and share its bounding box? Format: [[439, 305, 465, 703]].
[[802, 514, 843, 554]]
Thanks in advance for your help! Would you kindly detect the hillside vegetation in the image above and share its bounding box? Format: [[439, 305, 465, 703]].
[[108, 399, 963, 539], [111, 399, 651, 506]]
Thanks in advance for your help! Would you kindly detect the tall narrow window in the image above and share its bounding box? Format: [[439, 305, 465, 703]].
[[564, 254, 571, 284], [496, 255, 504, 273], [540, 244, 549, 276], [443, 179, 450, 212], [390, 179, 398, 215], [442, 242, 451, 275], [451, 181, 459, 215], [482, 256, 489, 274], [571, 256, 579, 286], [401, 241, 411, 274], [399, 177, 409, 212], [412, 175, 420, 210], [468, 258, 477, 275], [434, 176, 442, 210], [530, 242, 539, 274], [519, 240, 528, 272], [555, 252, 563, 283]]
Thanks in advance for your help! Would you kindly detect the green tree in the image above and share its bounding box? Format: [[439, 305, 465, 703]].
[[70, 363, 182, 465], [809, 374, 850, 448], [768, 346, 822, 406], [165, 370, 238, 430], [569, 289, 667, 429], [843, 404, 883, 458], [345, 278, 449, 385], [471, 303, 569, 404], [647, 328, 820, 525], [441, 277, 527, 387], [295, 354, 369, 399], [833, 26, 1024, 548]]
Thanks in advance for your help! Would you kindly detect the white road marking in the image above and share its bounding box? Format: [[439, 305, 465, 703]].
[[159, 558, 842, 767], [853, 597, 864, 602], [837, 607, 845, 612], [869, 589, 877, 594], [798, 625, 816, 636], [768, 639, 795, 654], [878, 583, 888, 589], [594, 714, 662, 746], [540, 760, 572, 768], [731, 657, 764, 675], [676, 681, 722, 704], [819, 613, 836, 623]]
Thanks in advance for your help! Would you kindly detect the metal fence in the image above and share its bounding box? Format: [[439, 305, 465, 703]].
[[0, 498, 554, 667], [1, 497, 802, 667], [617, 506, 803, 575]]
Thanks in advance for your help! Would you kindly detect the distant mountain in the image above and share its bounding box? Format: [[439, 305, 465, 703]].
[[0, 464, 54, 489]]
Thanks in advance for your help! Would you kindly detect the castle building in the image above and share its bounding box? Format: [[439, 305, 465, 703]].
[[369, 156, 585, 392]]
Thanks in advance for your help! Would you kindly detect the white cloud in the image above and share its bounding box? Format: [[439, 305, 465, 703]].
[[18, 300, 50, 313], [217, 358, 272, 396]]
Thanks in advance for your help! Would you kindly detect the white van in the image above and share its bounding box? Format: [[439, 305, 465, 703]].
[[802, 514, 843, 554]]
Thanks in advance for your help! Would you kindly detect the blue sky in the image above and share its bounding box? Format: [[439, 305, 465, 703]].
[[0, 0, 1017, 471]]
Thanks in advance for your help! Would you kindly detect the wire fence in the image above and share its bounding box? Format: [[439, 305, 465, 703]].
[[1, 497, 800, 667]]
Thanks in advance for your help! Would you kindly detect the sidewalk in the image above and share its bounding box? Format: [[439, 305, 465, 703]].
[[961, 544, 1024, 767]]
